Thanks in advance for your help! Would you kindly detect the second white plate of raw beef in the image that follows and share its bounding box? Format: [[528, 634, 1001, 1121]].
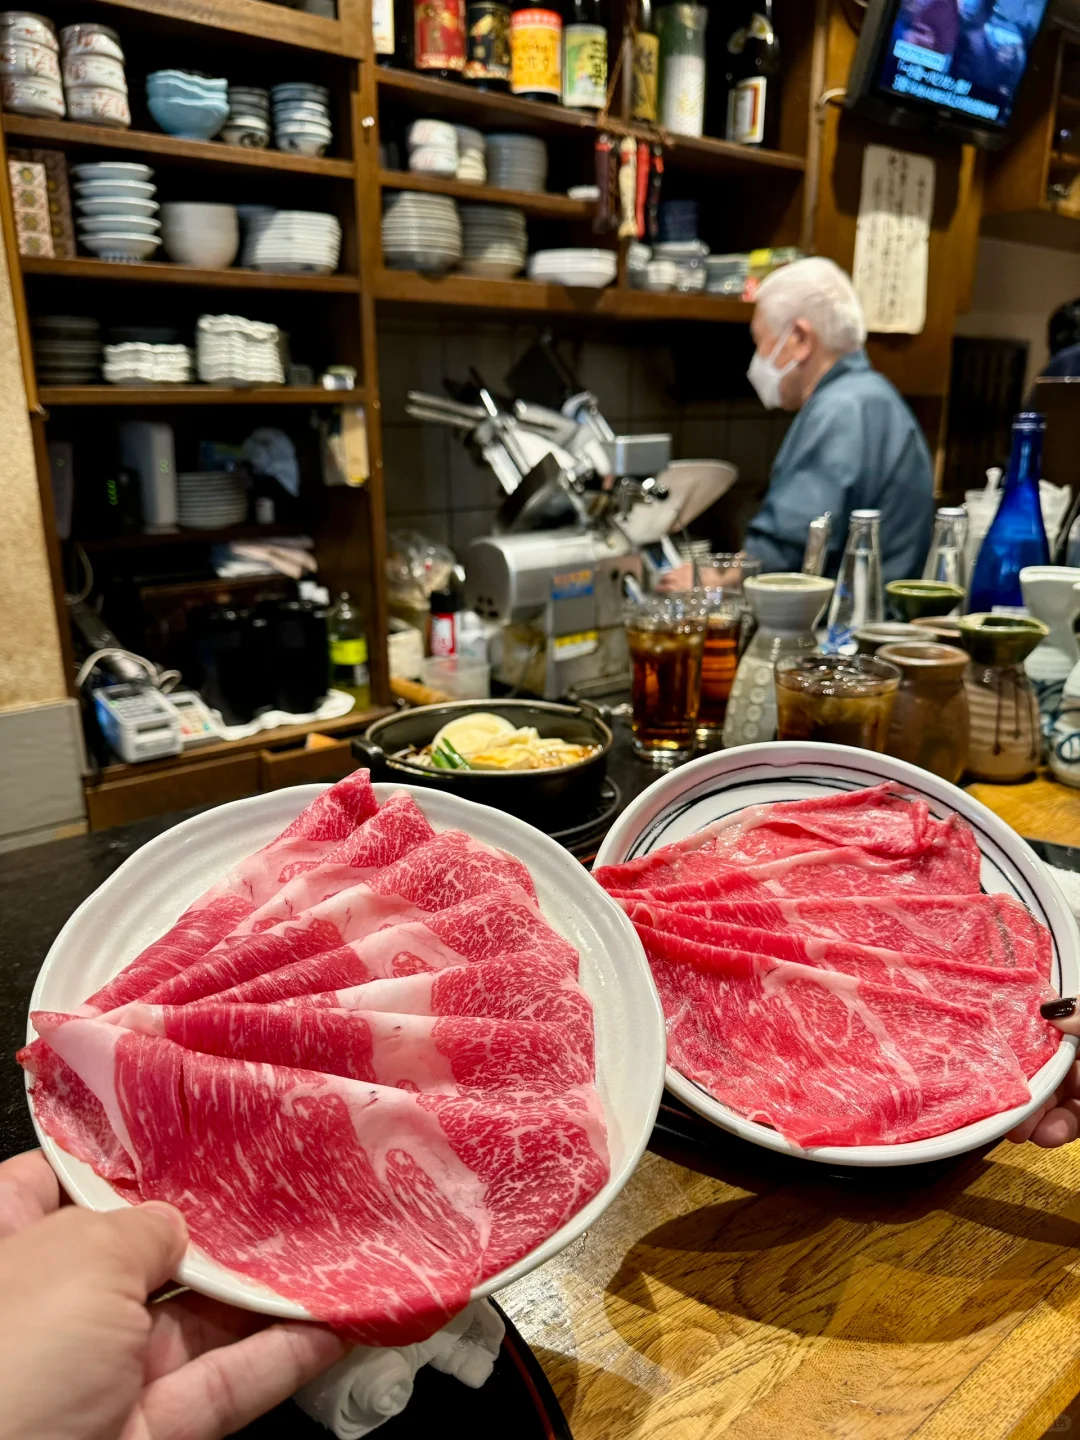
[[26, 782, 665, 1322], [595, 743, 1080, 1167]]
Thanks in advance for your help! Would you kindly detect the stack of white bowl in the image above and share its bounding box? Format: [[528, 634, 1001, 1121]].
[[455, 126, 486, 184], [196, 314, 284, 386], [407, 118, 456, 177], [0, 11, 63, 118], [240, 209, 340, 273], [460, 204, 526, 279], [527, 248, 617, 288], [161, 203, 239, 268], [381, 191, 461, 273], [223, 86, 270, 148], [61, 23, 129, 128], [103, 342, 194, 385], [73, 162, 160, 262], [272, 82, 332, 156], [486, 133, 547, 193], [178, 470, 248, 529]]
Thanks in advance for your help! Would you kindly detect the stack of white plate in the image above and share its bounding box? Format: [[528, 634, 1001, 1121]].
[[272, 82, 332, 157], [240, 209, 341, 274], [408, 118, 456, 177], [382, 191, 461, 274], [177, 470, 248, 529], [196, 314, 284, 386], [460, 204, 526, 279], [73, 163, 160, 262], [103, 341, 193, 385], [486, 133, 547, 193], [527, 247, 617, 288], [455, 125, 485, 183]]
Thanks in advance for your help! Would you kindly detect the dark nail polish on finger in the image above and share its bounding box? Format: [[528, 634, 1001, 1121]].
[[1041, 997, 1077, 1020]]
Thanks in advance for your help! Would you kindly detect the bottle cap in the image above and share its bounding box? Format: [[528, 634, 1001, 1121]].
[[850, 509, 881, 520]]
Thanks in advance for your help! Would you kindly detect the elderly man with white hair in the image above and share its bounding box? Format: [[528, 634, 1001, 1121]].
[[742, 256, 935, 583]]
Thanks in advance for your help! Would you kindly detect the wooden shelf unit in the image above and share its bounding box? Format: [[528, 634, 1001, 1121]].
[[79, 523, 311, 551], [1, 0, 821, 826]]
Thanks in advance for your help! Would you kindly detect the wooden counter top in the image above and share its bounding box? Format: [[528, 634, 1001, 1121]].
[[499, 1131, 1080, 1440]]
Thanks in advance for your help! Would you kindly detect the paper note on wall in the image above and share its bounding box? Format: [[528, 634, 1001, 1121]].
[[852, 145, 936, 336]]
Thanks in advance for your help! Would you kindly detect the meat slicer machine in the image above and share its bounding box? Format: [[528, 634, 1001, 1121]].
[[406, 382, 682, 699]]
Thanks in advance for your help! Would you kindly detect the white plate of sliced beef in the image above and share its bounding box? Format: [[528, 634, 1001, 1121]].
[[594, 743, 1080, 1167], [22, 777, 665, 1342]]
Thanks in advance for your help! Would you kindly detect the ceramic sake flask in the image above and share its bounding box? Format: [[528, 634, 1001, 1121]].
[[877, 641, 970, 784], [721, 573, 834, 748], [1019, 565, 1080, 686], [956, 614, 1049, 783]]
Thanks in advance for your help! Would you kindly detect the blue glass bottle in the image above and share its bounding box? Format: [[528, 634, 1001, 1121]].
[[969, 412, 1049, 613]]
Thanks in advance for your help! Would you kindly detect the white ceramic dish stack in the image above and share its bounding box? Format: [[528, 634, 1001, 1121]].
[[176, 469, 248, 528], [239, 208, 340, 274], [161, 202, 239, 268], [486, 133, 547, 193], [407, 117, 457, 177], [460, 203, 526, 279], [223, 85, 270, 148], [272, 81, 332, 157], [61, 22, 128, 128], [455, 125, 486, 183], [527, 247, 617, 288], [595, 742, 1080, 1169], [27, 782, 664, 1318], [196, 313, 284, 386], [0, 11, 62, 118], [103, 342, 194, 386], [73, 164, 160, 262], [382, 190, 461, 273]]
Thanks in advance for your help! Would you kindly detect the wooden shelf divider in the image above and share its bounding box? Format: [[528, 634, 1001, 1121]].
[[3, 115, 355, 179], [69, 0, 361, 56], [374, 267, 752, 322], [22, 256, 360, 291], [379, 168, 594, 220], [78, 523, 311, 551], [39, 385, 360, 406]]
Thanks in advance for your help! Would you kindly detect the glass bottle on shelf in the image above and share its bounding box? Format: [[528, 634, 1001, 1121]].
[[510, 0, 563, 102], [373, 0, 396, 63], [969, 412, 1050, 613], [562, 0, 607, 110], [413, 0, 467, 79], [327, 592, 371, 710], [826, 509, 884, 653], [724, 0, 781, 148], [656, 3, 707, 137], [464, 0, 512, 88], [631, 0, 659, 122]]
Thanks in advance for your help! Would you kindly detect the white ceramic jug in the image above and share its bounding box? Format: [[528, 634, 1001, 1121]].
[[1019, 566, 1080, 685]]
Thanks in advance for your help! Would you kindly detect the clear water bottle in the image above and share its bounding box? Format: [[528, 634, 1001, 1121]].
[[969, 413, 1049, 613], [922, 506, 969, 590], [825, 509, 883, 653]]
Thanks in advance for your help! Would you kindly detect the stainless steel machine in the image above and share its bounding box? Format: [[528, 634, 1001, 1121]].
[[407, 361, 735, 700]]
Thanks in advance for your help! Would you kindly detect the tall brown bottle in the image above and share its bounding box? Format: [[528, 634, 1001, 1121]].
[[724, 0, 781, 147]]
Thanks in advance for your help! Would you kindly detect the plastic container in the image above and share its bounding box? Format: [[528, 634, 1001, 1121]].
[[421, 656, 491, 699]]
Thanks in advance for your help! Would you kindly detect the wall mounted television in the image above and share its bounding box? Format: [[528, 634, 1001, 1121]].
[[846, 0, 1053, 148]]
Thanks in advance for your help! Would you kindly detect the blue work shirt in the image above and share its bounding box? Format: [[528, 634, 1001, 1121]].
[[744, 349, 935, 583]]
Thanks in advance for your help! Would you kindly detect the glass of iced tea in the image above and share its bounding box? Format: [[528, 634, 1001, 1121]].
[[693, 553, 763, 742], [774, 654, 901, 751], [625, 591, 709, 762]]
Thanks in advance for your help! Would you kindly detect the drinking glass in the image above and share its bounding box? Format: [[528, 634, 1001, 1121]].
[[774, 654, 900, 751], [692, 553, 763, 739], [625, 590, 708, 762]]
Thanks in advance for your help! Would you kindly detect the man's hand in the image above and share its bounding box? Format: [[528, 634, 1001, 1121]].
[[0, 1151, 345, 1440]]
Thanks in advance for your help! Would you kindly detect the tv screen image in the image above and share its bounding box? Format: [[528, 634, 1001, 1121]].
[[879, 0, 1050, 129]]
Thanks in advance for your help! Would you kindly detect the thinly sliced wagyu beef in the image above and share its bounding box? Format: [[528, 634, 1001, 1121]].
[[35, 1018, 609, 1343], [138, 834, 538, 1007], [211, 886, 578, 1003], [596, 783, 1059, 1147], [642, 937, 1029, 1147], [633, 917, 1056, 1080]]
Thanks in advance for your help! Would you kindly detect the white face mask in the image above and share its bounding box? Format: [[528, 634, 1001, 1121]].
[[747, 327, 797, 411]]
